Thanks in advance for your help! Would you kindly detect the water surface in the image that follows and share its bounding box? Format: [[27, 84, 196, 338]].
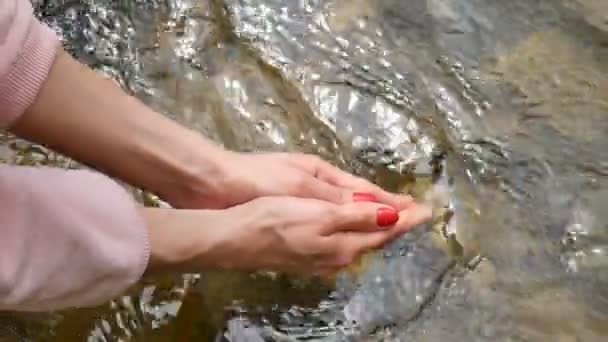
[[1, 0, 607, 340]]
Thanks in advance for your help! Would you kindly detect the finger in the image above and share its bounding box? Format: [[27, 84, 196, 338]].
[[328, 204, 433, 264], [326, 231, 394, 268], [335, 205, 432, 252], [323, 202, 400, 235], [345, 231, 395, 253], [389, 203, 433, 238], [288, 154, 359, 186], [290, 172, 353, 204], [288, 154, 413, 210], [344, 178, 415, 211]]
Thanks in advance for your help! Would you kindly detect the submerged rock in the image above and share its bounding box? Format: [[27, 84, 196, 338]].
[[2, 0, 607, 341]]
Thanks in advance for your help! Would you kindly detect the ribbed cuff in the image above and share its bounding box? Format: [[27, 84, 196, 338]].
[[0, 18, 60, 129], [129, 202, 152, 292]]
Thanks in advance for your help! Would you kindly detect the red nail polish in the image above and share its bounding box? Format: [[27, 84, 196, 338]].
[[377, 208, 399, 227], [353, 192, 377, 202]]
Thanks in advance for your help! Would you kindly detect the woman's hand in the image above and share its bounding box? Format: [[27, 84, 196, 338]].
[[174, 152, 413, 211], [144, 197, 432, 276]]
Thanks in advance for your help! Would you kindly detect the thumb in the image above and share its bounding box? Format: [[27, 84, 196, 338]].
[[322, 202, 400, 235]]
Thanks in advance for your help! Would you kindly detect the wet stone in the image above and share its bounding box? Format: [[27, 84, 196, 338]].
[[2, 0, 607, 341]]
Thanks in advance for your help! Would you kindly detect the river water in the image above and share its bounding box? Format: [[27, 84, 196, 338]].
[[1, 0, 607, 341]]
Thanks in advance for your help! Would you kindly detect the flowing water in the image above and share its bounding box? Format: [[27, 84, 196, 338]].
[[1, 0, 608, 341]]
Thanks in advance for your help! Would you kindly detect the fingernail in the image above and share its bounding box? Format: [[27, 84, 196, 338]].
[[353, 192, 377, 202], [377, 207, 399, 227]]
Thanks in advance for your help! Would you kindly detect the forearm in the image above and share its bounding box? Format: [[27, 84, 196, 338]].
[[11, 50, 229, 207]]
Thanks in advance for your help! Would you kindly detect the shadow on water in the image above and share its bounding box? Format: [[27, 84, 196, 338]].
[[1, 0, 607, 340]]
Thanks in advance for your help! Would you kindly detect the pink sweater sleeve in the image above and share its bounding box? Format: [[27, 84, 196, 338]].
[[0, 0, 59, 128], [0, 166, 150, 311], [0, 1, 151, 311]]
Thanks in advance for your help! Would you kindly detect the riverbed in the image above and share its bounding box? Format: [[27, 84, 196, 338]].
[[1, 0, 607, 341]]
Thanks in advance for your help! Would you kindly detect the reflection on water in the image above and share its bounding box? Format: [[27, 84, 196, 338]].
[[1, 0, 607, 340]]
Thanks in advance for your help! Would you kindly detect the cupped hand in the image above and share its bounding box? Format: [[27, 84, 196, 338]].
[[192, 196, 432, 275], [186, 152, 413, 211]]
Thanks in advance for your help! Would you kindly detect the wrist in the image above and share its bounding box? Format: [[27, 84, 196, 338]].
[[141, 208, 195, 275], [141, 207, 221, 275], [135, 125, 234, 209], [141, 205, 261, 276]]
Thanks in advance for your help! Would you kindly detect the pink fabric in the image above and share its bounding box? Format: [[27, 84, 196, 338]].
[[0, 0, 59, 129], [0, 0, 150, 311], [0, 166, 150, 311]]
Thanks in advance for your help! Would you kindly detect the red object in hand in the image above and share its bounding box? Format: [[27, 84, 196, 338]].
[[353, 192, 377, 202], [376, 208, 400, 227]]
